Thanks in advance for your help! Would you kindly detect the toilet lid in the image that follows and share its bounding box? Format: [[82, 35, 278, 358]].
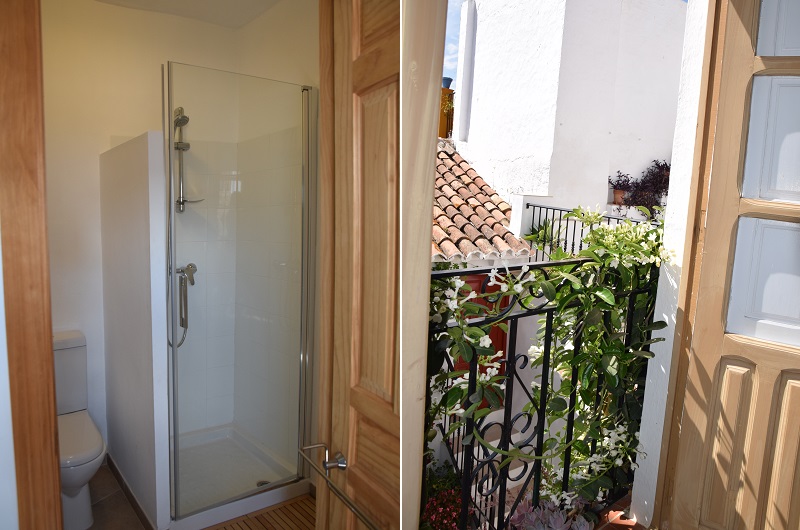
[[58, 410, 104, 467]]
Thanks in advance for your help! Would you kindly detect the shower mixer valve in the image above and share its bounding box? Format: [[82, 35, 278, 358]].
[[177, 263, 197, 285]]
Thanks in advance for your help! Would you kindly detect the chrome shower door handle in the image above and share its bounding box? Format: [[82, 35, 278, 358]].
[[298, 444, 378, 530]]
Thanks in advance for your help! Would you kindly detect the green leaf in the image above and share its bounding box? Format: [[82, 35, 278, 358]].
[[595, 288, 615, 305], [596, 474, 614, 491], [456, 341, 472, 362], [560, 272, 582, 285], [463, 326, 486, 340], [447, 327, 462, 340], [631, 349, 655, 359], [484, 387, 502, 408], [474, 345, 495, 358], [444, 388, 462, 408], [543, 437, 558, 453], [469, 387, 483, 404], [445, 421, 463, 437], [473, 407, 492, 420], [643, 320, 668, 331], [578, 249, 602, 262], [547, 397, 568, 413], [573, 439, 590, 455], [601, 355, 619, 377], [540, 280, 557, 301], [557, 292, 581, 312], [584, 307, 603, 328], [497, 322, 509, 333]]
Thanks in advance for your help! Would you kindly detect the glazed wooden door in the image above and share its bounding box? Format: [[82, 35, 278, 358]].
[[317, 0, 400, 528], [670, 0, 800, 527]]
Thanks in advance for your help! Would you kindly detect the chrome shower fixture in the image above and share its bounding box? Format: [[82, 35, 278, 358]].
[[173, 107, 190, 128], [172, 106, 202, 212]]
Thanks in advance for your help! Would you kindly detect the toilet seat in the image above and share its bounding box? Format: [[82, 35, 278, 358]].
[[58, 411, 104, 467]]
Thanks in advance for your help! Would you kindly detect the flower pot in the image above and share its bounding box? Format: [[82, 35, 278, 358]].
[[613, 189, 626, 206]]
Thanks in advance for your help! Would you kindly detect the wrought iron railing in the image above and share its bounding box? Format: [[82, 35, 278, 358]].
[[524, 204, 643, 262], [428, 259, 659, 529]]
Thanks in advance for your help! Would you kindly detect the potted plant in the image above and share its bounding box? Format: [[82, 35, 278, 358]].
[[608, 171, 633, 205], [625, 159, 670, 217]]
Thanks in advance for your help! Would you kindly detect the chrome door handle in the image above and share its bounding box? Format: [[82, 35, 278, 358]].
[[299, 444, 379, 530], [323, 451, 347, 472]]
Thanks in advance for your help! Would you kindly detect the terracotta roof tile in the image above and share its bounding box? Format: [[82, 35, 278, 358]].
[[432, 144, 530, 262]]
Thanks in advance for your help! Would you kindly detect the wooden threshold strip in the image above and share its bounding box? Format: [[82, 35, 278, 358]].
[[204, 495, 316, 530]]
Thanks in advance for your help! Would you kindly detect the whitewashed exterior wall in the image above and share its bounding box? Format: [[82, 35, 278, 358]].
[[453, 0, 567, 199], [454, 0, 686, 214], [631, 0, 710, 524]]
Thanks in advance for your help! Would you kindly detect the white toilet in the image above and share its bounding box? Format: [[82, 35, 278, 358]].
[[54, 330, 107, 530]]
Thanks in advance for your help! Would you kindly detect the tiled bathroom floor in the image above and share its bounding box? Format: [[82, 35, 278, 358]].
[[88, 464, 145, 530]]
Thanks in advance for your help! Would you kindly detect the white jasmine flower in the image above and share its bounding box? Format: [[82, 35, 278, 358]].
[[615, 458, 623, 466], [479, 335, 492, 348], [500, 283, 509, 292], [453, 278, 465, 289], [446, 299, 458, 311], [513, 283, 523, 294]]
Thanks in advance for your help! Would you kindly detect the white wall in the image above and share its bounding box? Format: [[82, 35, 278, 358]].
[[237, 0, 319, 86], [41, 0, 318, 448], [41, 0, 240, 441], [546, 0, 686, 211], [631, 0, 709, 524], [453, 0, 685, 216], [0, 229, 20, 529], [100, 132, 169, 529], [453, 0, 567, 199]]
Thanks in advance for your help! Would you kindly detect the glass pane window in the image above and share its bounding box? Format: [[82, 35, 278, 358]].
[[727, 217, 800, 347], [757, 0, 800, 56], [742, 76, 800, 203]]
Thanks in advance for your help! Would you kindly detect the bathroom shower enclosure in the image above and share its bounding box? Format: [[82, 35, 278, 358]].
[[165, 62, 313, 519]]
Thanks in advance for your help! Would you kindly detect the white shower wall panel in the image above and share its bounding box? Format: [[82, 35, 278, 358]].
[[233, 129, 302, 469], [176, 139, 238, 434], [99, 131, 169, 528]]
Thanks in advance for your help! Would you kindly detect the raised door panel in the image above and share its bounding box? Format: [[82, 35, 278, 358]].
[[328, 0, 399, 528]]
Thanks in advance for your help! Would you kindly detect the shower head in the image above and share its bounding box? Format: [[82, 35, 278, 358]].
[[173, 107, 189, 128]]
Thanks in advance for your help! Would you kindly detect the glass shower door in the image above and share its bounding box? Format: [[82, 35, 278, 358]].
[[166, 62, 309, 518]]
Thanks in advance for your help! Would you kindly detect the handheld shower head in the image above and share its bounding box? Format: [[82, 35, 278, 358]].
[[173, 107, 190, 128]]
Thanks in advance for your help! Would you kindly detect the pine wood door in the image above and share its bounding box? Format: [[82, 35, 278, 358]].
[[669, 0, 800, 527], [317, 0, 400, 528]]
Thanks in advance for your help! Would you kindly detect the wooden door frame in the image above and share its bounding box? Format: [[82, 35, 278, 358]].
[[316, 0, 335, 525], [0, 1, 63, 529], [656, 0, 721, 524], [400, 0, 448, 526]]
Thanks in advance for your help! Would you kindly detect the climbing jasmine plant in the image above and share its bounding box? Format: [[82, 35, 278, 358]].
[[427, 206, 671, 513]]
